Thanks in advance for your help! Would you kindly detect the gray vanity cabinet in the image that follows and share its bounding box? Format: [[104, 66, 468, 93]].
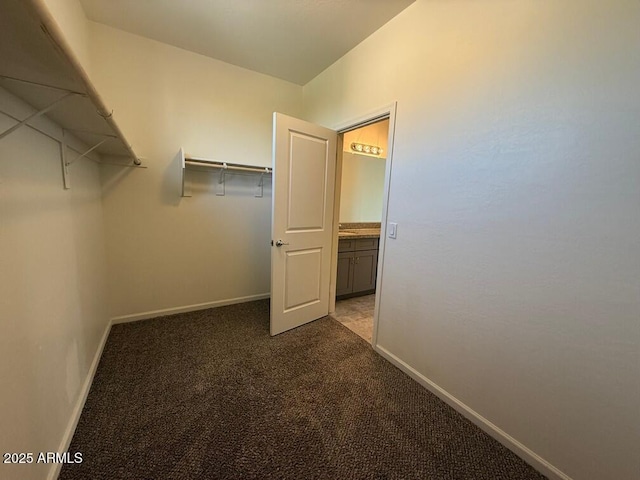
[[352, 249, 378, 292], [336, 238, 379, 298], [336, 252, 355, 296]]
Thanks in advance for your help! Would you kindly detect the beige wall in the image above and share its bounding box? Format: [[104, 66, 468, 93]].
[[0, 87, 110, 480], [304, 1, 640, 479], [88, 22, 303, 320]]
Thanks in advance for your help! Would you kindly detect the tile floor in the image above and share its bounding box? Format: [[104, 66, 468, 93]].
[[332, 294, 375, 343]]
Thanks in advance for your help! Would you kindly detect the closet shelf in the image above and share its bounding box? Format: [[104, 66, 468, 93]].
[[179, 148, 272, 197], [0, 0, 143, 189]]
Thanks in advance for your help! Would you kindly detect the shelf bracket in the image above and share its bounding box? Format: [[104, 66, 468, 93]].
[[66, 136, 108, 165], [61, 129, 70, 189], [59, 133, 108, 190], [255, 168, 270, 198], [217, 163, 227, 196], [180, 148, 191, 197], [0, 92, 77, 141]]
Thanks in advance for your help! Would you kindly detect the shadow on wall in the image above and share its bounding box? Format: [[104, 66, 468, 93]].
[[100, 159, 140, 199], [160, 150, 185, 206]]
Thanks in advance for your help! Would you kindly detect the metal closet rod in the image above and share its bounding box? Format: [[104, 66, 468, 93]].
[[185, 157, 272, 174], [29, 0, 141, 166]]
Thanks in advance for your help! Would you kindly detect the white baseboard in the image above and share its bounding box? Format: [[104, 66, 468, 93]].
[[373, 344, 572, 480], [110, 293, 271, 324], [47, 320, 112, 480]]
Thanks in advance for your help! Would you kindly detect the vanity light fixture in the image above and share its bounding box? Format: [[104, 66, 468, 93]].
[[351, 142, 383, 156]]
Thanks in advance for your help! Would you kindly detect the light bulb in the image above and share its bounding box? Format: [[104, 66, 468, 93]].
[[351, 142, 382, 156]]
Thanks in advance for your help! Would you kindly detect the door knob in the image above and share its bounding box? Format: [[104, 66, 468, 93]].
[[275, 239, 289, 247]]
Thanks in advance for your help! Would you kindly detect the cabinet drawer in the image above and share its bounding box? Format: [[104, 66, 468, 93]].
[[338, 239, 356, 252], [355, 238, 379, 251]]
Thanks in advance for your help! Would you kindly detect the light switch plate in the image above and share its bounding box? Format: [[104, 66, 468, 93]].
[[388, 222, 398, 239]]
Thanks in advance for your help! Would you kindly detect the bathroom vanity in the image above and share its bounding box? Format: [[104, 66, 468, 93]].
[[336, 225, 380, 299]]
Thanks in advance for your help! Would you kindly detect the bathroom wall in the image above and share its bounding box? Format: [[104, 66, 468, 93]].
[[339, 152, 386, 222], [342, 118, 388, 157], [339, 119, 388, 222]]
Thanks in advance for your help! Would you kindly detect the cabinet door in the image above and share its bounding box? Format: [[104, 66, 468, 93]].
[[352, 249, 378, 293], [336, 252, 354, 296]]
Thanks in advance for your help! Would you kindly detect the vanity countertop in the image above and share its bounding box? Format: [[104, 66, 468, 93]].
[[338, 228, 381, 240]]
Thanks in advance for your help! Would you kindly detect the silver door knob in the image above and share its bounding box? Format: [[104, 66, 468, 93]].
[[275, 239, 289, 247]]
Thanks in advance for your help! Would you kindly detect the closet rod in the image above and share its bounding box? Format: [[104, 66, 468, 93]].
[[185, 158, 271, 174]]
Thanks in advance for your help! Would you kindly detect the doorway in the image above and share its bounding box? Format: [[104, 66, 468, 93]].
[[328, 104, 396, 347], [270, 105, 396, 340]]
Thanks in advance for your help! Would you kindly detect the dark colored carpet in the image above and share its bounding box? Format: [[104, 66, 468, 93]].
[[60, 300, 546, 480]]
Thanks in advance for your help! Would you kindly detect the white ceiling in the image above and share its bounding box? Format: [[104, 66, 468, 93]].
[[79, 0, 415, 85]]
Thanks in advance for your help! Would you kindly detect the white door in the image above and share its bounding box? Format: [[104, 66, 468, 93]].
[[270, 113, 337, 336]]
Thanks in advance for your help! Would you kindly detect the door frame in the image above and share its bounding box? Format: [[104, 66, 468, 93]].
[[328, 102, 397, 347]]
